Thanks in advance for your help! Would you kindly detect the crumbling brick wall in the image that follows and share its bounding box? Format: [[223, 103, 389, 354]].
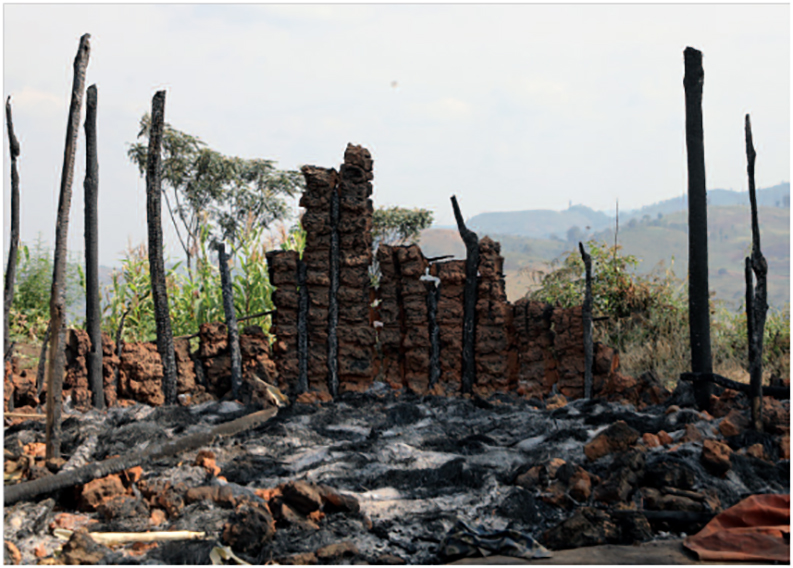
[[474, 237, 512, 396], [267, 143, 616, 401]]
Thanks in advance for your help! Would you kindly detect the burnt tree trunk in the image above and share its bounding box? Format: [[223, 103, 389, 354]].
[[744, 114, 767, 431], [579, 242, 594, 399], [4, 97, 21, 362], [451, 195, 479, 395], [683, 46, 713, 411], [45, 34, 91, 460], [83, 84, 104, 409], [216, 242, 241, 399], [145, 90, 177, 406]]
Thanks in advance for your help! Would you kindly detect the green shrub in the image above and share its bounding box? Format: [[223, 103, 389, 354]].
[[528, 240, 790, 386], [7, 235, 84, 341]]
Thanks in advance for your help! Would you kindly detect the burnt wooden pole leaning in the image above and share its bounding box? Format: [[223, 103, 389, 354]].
[[579, 242, 594, 399], [744, 114, 767, 431], [4, 97, 21, 362], [296, 258, 309, 395], [215, 242, 242, 399], [683, 46, 713, 410], [451, 195, 478, 395], [45, 33, 91, 459], [145, 90, 178, 406], [83, 84, 104, 409]]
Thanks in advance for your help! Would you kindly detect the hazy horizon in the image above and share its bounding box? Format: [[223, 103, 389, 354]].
[[4, 4, 790, 266]]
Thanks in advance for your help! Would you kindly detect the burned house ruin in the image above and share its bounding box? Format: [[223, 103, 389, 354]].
[[266, 144, 653, 405]]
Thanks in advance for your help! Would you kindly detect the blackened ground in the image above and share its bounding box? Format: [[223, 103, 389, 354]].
[[3, 382, 789, 565]]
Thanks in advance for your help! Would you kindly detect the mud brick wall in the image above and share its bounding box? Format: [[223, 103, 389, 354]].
[[552, 307, 586, 399], [434, 260, 465, 393], [375, 245, 402, 389], [266, 249, 300, 393], [511, 299, 557, 399], [266, 142, 611, 402], [374, 245, 432, 394], [336, 146, 376, 393], [474, 237, 512, 396], [299, 165, 337, 394]]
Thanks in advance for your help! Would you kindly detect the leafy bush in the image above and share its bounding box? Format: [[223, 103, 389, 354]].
[[102, 227, 276, 343], [7, 236, 84, 341], [528, 240, 790, 385]]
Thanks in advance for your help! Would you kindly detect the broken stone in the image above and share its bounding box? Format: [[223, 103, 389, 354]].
[[194, 450, 221, 477], [97, 494, 149, 521], [280, 480, 323, 514], [681, 423, 704, 443], [718, 409, 749, 438], [701, 439, 732, 477], [316, 541, 360, 560], [642, 432, 661, 448], [59, 528, 112, 565], [319, 486, 361, 514], [584, 421, 640, 461], [79, 474, 126, 511], [543, 507, 620, 550], [546, 394, 567, 410], [657, 430, 673, 446], [4, 540, 21, 565], [149, 508, 167, 527], [222, 502, 276, 555]]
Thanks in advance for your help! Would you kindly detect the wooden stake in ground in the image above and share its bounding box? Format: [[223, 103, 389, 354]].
[[83, 84, 104, 409], [216, 242, 241, 399], [744, 114, 767, 431], [579, 242, 594, 399], [451, 195, 479, 395], [4, 97, 21, 362], [145, 90, 178, 406], [683, 46, 713, 411], [45, 33, 91, 460]]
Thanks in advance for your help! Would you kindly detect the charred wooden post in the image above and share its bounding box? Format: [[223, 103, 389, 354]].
[[216, 242, 242, 399], [327, 181, 341, 398], [36, 321, 52, 400], [4, 97, 21, 362], [4, 406, 277, 506], [744, 114, 768, 431], [579, 242, 594, 399], [423, 268, 442, 390], [145, 90, 178, 406], [45, 33, 91, 459], [83, 84, 104, 409], [451, 195, 479, 395], [296, 258, 309, 395], [683, 46, 713, 410]]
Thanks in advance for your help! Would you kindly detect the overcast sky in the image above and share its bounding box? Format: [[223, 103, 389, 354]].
[[3, 3, 790, 266]]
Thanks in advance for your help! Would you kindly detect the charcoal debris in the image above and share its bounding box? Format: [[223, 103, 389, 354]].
[[4, 385, 789, 563]]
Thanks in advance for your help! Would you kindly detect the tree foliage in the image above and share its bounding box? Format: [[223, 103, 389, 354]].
[[372, 206, 434, 249], [128, 115, 304, 271]]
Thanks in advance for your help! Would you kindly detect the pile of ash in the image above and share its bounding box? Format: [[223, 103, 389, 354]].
[[4, 381, 789, 564]]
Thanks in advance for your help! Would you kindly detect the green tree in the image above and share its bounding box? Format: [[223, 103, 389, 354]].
[[127, 114, 304, 275], [372, 206, 434, 249]]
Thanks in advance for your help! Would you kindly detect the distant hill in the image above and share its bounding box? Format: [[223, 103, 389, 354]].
[[418, 203, 790, 310], [466, 204, 613, 239], [621, 182, 789, 222], [462, 183, 789, 241]]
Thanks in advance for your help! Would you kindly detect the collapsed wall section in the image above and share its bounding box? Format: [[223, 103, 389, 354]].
[[266, 143, 624, 403]]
